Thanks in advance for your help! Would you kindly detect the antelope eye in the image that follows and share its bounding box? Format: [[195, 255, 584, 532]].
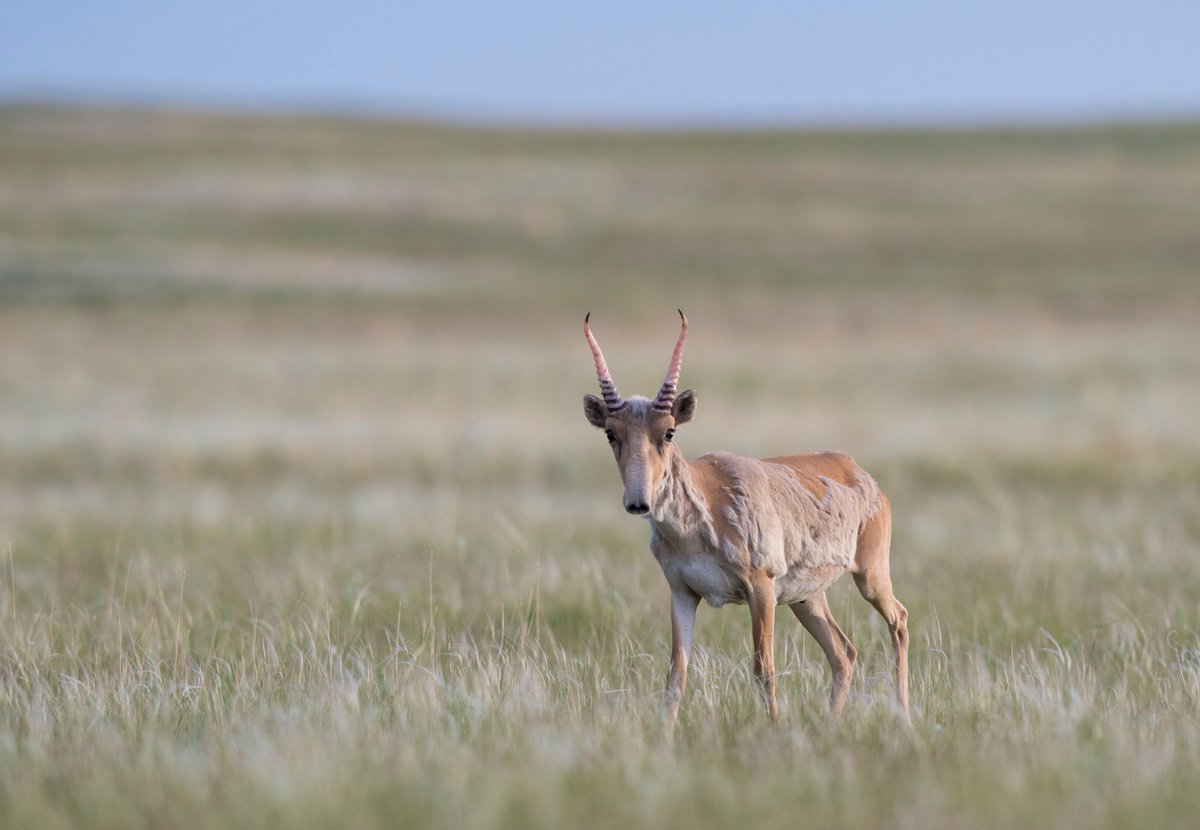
[[605, 429, 616, 443], [664, 428, 675, 442]]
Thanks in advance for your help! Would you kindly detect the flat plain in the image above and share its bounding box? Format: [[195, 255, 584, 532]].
[[2, 107, 1200, 828]]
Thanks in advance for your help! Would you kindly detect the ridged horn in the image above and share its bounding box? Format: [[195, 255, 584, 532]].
[[653, 309, 688, 412], [583, 313, 626, 412]]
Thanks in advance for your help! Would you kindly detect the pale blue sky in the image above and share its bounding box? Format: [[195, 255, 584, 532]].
[[2, 1, 1198, 125]]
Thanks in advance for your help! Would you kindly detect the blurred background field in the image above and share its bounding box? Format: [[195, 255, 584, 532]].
[[2, 104, 1200, 829]]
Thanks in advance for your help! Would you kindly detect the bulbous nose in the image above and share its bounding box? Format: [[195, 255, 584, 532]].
[[625, 500, 650, 515]]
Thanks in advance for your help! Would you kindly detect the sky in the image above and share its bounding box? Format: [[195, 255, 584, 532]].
[[2, 1, 1199, 126]]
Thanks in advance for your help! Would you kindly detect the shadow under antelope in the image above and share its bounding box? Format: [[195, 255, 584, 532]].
[[582, 311, 910, 725]]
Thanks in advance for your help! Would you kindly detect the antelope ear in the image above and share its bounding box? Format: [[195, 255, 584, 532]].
[[583, 394, 608, 428], [672, 389, 697, 425]]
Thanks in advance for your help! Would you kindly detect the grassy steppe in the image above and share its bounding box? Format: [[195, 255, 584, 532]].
[[2, 106, 1200, 829]]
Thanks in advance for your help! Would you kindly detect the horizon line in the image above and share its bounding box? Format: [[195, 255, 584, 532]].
[[4, 89, 1200, 134]]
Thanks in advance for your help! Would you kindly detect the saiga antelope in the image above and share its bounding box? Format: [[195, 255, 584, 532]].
[[582, 311, 910, 725]]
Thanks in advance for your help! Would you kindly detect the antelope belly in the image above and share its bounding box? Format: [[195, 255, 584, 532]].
[[772, 561, 851, 606]]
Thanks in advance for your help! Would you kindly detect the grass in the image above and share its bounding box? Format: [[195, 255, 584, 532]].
[[1, 105, 1200, 828]]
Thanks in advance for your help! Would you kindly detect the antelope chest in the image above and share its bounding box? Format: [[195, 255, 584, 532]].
[[650, 528, 744, 608], [655, 546, 744, 608]]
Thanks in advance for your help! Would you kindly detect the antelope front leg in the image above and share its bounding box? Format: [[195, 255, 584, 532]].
[[664, 589, 700, 728], [749, 577, 779, 723]]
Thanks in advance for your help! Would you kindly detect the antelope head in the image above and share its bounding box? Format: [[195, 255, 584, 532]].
[[582, 310, 697, 515]]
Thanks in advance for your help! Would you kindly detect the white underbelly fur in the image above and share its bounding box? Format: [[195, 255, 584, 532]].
[[772, 558, 852, 605], [657, 545, 853, 608]]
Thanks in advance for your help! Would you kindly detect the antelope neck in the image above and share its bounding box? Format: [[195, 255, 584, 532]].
[[648, 447, 712, 542]]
